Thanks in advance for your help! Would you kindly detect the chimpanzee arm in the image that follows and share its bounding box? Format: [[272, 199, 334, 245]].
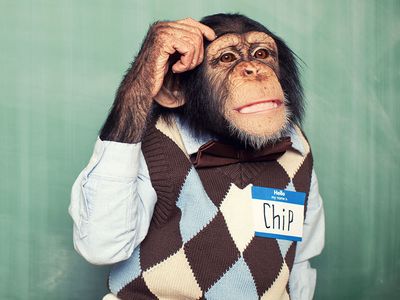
[[99, 18, 216, 144], [98, 34, 155, 143]]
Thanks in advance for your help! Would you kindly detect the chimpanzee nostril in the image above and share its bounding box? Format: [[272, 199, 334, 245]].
[[243, 63, 259, 76]]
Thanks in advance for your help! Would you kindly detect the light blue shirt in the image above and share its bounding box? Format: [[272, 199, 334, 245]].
[[69, 122, 325, 300]]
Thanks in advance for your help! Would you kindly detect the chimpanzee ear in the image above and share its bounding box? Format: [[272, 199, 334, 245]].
[[153, 71, 186, 108]]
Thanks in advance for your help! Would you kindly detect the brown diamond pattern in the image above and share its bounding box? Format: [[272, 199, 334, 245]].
[[243, 236, 284, 296], [292, 152, 313, 195], [197, 167, 232, 207], [117, 276, 157, 300], [252, 161, 291, 190], [140, 207, 183, 272], [184, 212, 240, 291]]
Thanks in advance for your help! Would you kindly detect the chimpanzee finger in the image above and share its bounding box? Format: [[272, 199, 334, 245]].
[[198, 35, 204, 64], [177, 18, 217, 41], [181, 36, 202, 69], [155, 24, 200, 69], [171, 39, 195, 73], [161, 23, 204, 67]]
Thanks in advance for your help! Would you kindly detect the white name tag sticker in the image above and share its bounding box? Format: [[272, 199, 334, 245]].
[[251, 186, 306, 241]]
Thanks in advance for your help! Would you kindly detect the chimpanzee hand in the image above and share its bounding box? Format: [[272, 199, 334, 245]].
[[99, 18, 215, 143], [145, 18, 216, 97]]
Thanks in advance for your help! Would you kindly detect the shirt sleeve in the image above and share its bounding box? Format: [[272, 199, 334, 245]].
[[68, 137, 157, 265], [289, 168, 325, 300]]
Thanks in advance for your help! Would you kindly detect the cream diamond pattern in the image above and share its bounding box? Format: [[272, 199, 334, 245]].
[[220, 184, 255, 253], [143, 247, 202, 299], [155, 117, 188, 157], [260, 262, 290, 300], [277, 150, 305, 179], [278, 126, 310, 179]]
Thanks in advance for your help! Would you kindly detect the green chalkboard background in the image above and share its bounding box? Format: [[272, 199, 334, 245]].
[[1, 0, 399, 299]]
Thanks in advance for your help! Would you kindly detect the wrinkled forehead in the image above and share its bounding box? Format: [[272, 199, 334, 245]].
[[206, 31, 277, 57]]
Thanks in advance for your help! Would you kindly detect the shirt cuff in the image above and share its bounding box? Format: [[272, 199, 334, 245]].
[[86, 137, 142, 179], [289, 261, 316, 300]]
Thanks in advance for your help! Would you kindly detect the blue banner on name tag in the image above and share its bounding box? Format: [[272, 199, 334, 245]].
[[251, 186, 306, 242], [252, 186, 305, 205]]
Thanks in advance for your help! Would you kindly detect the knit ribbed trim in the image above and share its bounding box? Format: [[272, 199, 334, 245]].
[[142, 120, 192, 227], [142, 123, 175, 227]]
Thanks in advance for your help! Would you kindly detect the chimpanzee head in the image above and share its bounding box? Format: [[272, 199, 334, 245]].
[[154, 13, 304, 149]]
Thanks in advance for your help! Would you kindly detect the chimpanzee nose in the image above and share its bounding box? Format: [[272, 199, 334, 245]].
[[243, 63, 259, 76]]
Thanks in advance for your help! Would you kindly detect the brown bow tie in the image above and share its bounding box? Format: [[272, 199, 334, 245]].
[[190, 137, 292, 168]]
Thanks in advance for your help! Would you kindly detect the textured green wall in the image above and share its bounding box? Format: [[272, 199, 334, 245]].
[[1, 1, 399, 299]]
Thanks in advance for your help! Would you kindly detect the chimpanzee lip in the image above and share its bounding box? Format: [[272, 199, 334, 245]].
[[235, 99, 283, 114]]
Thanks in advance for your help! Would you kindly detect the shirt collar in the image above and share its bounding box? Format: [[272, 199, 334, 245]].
[[175, 117, 306, 156], [286, 126, 306, 155], [175, 117, 213, 155]]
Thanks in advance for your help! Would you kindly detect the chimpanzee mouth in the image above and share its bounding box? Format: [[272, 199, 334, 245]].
[[235, 99, 283, 114]]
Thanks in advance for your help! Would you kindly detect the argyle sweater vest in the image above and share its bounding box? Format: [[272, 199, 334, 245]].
[[108, 118, 313, 300]]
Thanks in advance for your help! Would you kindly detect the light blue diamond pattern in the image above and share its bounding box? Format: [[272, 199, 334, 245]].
[[205, 257, 259, 300], [109, 246, 141, 294], [276, 239, 293, 258], [176, 167, 218, 243], [285, 179, 296, 192]]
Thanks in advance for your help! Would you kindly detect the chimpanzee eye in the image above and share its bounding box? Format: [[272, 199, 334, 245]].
[[253, 48, 270, 59], [220, 52, 237, 63]]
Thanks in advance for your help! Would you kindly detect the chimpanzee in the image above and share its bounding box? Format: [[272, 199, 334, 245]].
[[69, 13, 324, 300]]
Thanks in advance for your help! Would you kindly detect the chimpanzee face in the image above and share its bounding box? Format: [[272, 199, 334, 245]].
[[204, 31, 289, 147]]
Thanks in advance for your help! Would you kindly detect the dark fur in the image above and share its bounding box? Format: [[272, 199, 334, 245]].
[[155, 13, 304, 146], [99, 28, 157, 143]]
